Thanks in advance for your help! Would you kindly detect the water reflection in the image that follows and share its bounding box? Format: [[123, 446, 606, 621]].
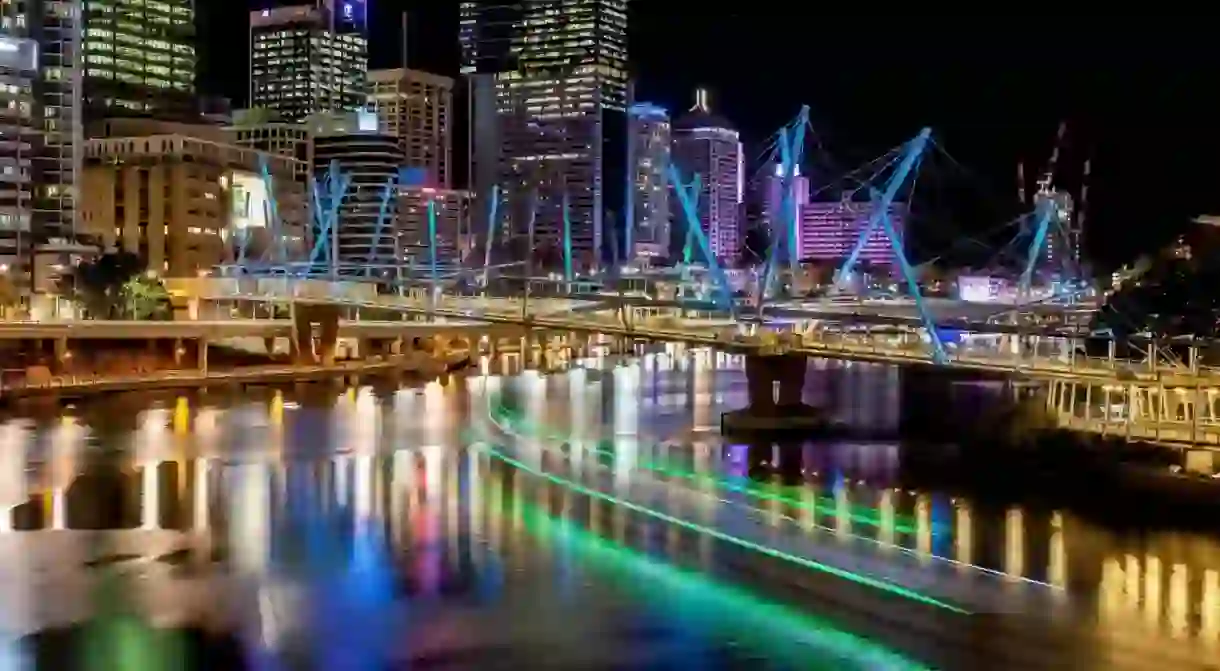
[[0, 349, 1213, 668]]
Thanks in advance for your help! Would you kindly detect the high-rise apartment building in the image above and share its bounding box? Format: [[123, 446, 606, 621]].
[[0, 36, 40, 267], [249, 1, 368, 123], [367, 68, 453, 188], [81, 0, 196, 120], [627, 102, 669, 260], [461, 0, 629, 269], [671, 89, 742, 263], [4, 0, 89, 291], [798, 198, 907, 268]]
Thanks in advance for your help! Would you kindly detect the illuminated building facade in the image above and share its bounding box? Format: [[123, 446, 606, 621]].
[[397, 186, 472, 267], [310, 111, 403, 269], [627, 102, 669, 260], [82, 0, 196, 120], [671, 89, 742, 262], [249, 1, 368, 123], [2, 1, 89, 291], [367, 68, 453, 188], [79, 130, 306, 276], [461, 0, 629, 268], [798, 199, 908, 268]]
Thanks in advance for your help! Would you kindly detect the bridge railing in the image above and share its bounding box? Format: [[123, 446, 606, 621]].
[[176, 279, 1220, 382]]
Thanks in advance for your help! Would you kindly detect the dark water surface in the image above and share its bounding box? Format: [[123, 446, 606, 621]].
[[0, 348, 1216, 669]]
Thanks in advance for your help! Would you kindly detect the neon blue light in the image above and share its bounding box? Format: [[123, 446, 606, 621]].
[[562, 192, 573, 282], [668, 165, 732, 311], [258, 154, 284, 263], [483, 185, 499, 288], [427, 200, 439, 287], [1019, 200, 1054, 298], [366, 173, 401, 277]]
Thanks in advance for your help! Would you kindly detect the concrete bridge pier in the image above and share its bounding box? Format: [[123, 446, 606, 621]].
[[744, 353, 808, 412], [291, 304, 341, 365]]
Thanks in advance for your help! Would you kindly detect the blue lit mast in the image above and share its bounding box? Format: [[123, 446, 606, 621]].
[[755, 106, 810, 311]]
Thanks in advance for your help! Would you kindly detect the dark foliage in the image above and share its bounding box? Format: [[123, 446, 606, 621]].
[[71, 248, 146, 319]]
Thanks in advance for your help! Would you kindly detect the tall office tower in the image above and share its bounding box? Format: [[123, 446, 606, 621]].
[[249, 1, 368, 123], [627, 102, 669, 261], [0, 36, 40, 270], [368, 68, 453, 188], [310, 111, 403, 270], [81, 0, 196, 121], [23, 0, 87, 291], [461, 0, 629, 270], [671, 89, 742, 263], [798, 198, 908, 268]]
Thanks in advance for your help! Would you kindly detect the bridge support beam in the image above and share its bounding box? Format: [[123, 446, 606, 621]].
[[291, 304, 341, 365], [744, 353, 808, 412]]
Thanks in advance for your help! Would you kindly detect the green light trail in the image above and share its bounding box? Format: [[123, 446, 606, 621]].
[[473, 438, 969, 615], [489, 397, 935, 536], [507, 487, 936, 670]]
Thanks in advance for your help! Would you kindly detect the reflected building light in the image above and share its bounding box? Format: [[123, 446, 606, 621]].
[[955, 501, 973, 568], [834, 478, 851, 539], [174, 396, 190, 434], [391, 450, 412, 546], [1125, 555, 1141, 609], [195, 408, 221, 455], [1099, 557, 1124, 622], [141, 461, 160, 531], [1202, 569, 1218, 643], [1004, 507, 1024, 579], [878, 490, 895, 549], [50, 417, 84, 531], [230, 463, 271, 574], [466, 449, 482, 556], [1168, 563, 1188, 639], [915, 494, 932, 559], [447, 447, 461, 571], [613, 364, 638, 436], [522, 371, 545, 470], [353, 454, 373, 521], [334, 456, 350, 509], [568, 368, 587, 470], [194, 458, 210, 531], [1144, 554, 1162, 627], [1048, 512, 1067, 591], [353, 387, 378, 455], [135, 407, 170, 463], [0, 421, 28, 516]]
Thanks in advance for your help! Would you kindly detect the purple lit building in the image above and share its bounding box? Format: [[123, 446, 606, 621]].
[[671, 89, 743, 262], [797, 199, 908, 267]]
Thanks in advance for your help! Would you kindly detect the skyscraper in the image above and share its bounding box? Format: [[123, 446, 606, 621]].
[[461, 0, 629, 270], [671, 89, 742, 263], [627, 102, 669, 260], [249, 1, 368, 123], [368, 68, 454, 188], [17, 0, 87, 291], [81, 0, 197, 120]]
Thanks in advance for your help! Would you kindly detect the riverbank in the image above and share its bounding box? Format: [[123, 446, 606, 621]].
[[0, 351, 467, 401]]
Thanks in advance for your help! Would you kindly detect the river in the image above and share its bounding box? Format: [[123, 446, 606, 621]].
[[0, 346, 1216, 669]]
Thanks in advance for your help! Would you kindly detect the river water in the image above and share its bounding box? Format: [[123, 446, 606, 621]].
[[0, 347, 1216, 669]]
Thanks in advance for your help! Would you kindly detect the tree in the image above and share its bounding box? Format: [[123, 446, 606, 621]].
[[72, 248, 144, 318], [120, 275, 171, 320]]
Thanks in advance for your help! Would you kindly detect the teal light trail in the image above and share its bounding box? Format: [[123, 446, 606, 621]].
[[473, 438, 968, 614], [489, 397, 936, 536], [509, 490, 935, 670]]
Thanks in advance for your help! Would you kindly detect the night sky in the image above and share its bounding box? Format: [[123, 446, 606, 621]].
[[201, 4, 1220, 270]]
